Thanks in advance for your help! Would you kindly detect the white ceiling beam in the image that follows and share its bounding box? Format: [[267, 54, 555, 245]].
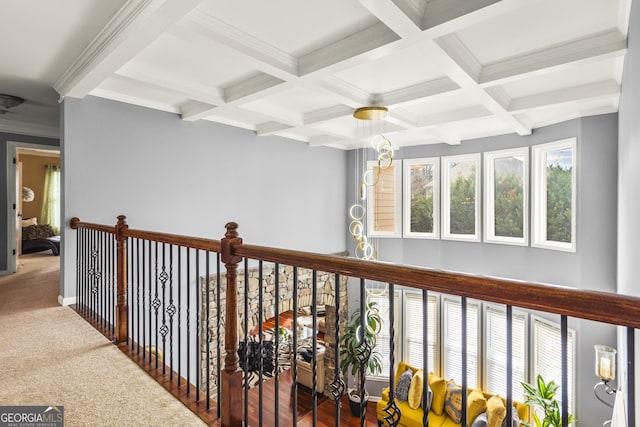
[[173, 11, 298, 81], [256, 122, 293, 136], [314, 77, 371, 107], [90, 86, 180, 114], [417, 105, 491, 128], [180, 100, 218, 122], [506, 80, 620, 113], [382, 77, 460, 107], [479, 30, 627, 87], [113, 71, 225, 106], [357, 0, 424, 38], [54, 0, 204, 98], [423, 0, 501, 30], [304, 105, 355, 125]]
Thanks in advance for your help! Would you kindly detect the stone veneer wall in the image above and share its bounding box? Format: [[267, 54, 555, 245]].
[[200, 263, 348, 397]]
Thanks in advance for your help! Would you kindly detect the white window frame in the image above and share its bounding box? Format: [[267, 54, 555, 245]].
[[483, 304, 529, 401], [532, 138, 577, 252], [442, 154, 481, 242], [531, 316, 576, 420], [403, 158, 440, 239], [484, 148, 529, 246], [367, 159, 402, 238]]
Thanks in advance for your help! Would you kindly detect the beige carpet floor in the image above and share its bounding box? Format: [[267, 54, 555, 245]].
[[0, 253, 206, 426]]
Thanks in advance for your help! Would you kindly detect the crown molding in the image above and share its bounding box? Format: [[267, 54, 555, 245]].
[[0, 118, 59, 139]]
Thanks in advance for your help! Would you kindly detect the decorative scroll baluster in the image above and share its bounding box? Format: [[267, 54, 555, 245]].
[[330, 273, 345, 427], [137, 239, 142, 354], [167, 245, 176, 380], [147, 240, 152, 364], [152, 242, 160, 368], [312, 269, 318, 426], [382, 283, 400, 427], [186, 248, 191, 395], [177, 246, 182, 386], [274, 262, 280, 427], [357, 278, 370, 427], [292, 266, 299, 426]]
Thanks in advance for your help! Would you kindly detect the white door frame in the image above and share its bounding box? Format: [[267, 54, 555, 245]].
[[3, 141, 60, 275]]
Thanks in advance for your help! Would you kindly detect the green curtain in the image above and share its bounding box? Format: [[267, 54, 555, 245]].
[[41, 165, 61, 234]]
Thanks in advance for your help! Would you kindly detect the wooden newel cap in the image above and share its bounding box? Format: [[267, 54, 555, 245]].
[[70, 217, 80, 229], [116, 215, 128, 226], [225, 222, 239, 239]]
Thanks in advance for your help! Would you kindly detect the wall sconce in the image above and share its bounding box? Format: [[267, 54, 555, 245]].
[[594, 344, 617, 414]]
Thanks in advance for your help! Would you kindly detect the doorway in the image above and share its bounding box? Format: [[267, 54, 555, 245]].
[[5, 142, 61, 274]]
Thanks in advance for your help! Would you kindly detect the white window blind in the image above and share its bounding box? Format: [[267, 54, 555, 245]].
[[367, 290, 400, 378], [403, 291, 438, 373], [485, 306, 527, 401], [532, 318, 575, 417], [443, 297, 479, 387]]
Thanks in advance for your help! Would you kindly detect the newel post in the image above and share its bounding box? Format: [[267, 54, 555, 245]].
[[220, 222, 243, 427], [115, 215, 129, 344]]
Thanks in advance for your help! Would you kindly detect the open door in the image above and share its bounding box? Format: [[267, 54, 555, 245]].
[[15, 160, 22, 272]]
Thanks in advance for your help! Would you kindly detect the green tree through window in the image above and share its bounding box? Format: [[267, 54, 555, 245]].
[[410, 165, 434, 233], [450, 173, 476, 235], [494, 172, 524, 238], [546, 164, 572, 243]]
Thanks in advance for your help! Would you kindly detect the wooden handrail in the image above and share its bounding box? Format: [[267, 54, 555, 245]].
[[70, 217, 116, 234], [122, 228, 222, 252]]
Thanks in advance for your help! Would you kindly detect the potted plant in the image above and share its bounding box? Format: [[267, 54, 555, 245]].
[[521, 374, 577, 427], [340, 300, 383, 417]]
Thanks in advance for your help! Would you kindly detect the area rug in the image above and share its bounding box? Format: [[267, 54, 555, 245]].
[[239, 330, 291, 388]]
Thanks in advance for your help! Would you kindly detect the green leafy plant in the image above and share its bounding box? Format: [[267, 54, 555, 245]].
[[521, 374, 576, 427], [340, 301, 383, 399]]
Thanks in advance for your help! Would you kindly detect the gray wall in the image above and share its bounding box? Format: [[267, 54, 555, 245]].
[[0, 131, 59, 271], [61, 96, 347, 299], [618, 0, 640, 419], [347, 114, 619, 423]]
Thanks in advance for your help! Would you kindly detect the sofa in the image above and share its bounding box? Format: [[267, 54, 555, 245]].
[[376, 361, 529, 427]]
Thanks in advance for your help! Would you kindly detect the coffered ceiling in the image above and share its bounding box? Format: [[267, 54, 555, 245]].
[[0, 0, 631, 148]]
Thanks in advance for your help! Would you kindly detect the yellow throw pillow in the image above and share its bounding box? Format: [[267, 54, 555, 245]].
[[486, 395, 506, 427], [428, 372, 447, 415], [407, 369, 423, 409], [444, 381, 463, 423], [468, 389, 487, 424]]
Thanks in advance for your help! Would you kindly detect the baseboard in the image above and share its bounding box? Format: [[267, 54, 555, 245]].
[[58, 295, 76, 306]]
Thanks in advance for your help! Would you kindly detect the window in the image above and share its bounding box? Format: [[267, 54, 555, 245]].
[[41, 164, 61, 234], [484, 148, 528, 246], [532, 139, 576, 252], [367, 288, 401, 378], [443, 297, 480, 387], [403, 158, 439, 239], [367, 160, 402, 237], [532, 317, 575, 418], [484, 305, 528, 401], [403, 291, 438, 373], [442, 154, 481, 241]]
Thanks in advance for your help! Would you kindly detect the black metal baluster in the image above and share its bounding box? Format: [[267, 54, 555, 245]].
[[258, 260, 264, 427], [101, 230, 106, 330], [75, 227, 80, 313], [168, 245, 175, 380], [111, 234, 115, 337], [461, 296, 467, 427], [312, 269, 318, 427], [423, 290, 429, 427], [154, 242, 160, 370], [137, 239, 141, 355], [358, 278, 368, 427], [195, 249, 200, 402], [243, 258, 249, 424], [506, 305, 513, 424], [92, 229, 98, 324], [205, 251, 211, 409], [628, 327, 636, 427], [382, 283, 400, 427], [292, 266, 299, 426], [274, 263, 280, 427], [177, 246, 182, 387], [331, 273, 345, 427], [148, 240, 153, 365], [560, 315, 568, 427], [128, 235, 133, 349], [160, 244, 168, 375], [186, 248, 191, 396]]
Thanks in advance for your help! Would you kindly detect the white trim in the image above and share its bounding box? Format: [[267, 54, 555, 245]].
[[483, 147, 529, 246], [58, 295, 76, 306], [531, 138, 577, 252], [403, 157, 440, 239], [441, 153, 481, 242]]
